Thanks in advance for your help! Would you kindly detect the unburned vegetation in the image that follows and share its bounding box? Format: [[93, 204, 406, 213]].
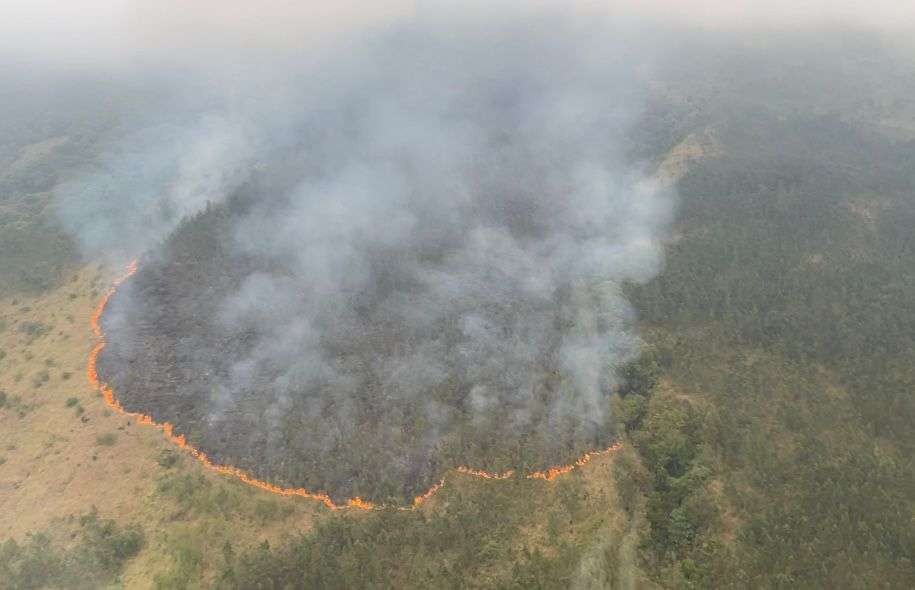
[[0, 510, 144, 590]]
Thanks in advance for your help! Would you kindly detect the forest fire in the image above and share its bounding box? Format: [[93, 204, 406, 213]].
[[526, 443, 622, 481], [87, 262, 622, 511], [412, 478, 445, 507], [456, 466, 515, 479]]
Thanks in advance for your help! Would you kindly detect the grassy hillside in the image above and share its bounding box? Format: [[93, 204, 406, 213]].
[[0, 264, 326, 588]]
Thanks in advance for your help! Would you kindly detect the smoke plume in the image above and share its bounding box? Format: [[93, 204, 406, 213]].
[[64, 7, 676, 498]]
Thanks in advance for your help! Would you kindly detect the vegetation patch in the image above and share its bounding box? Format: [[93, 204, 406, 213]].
[[0, 510, 143, 589], [95, 433, 117, 447], [17, 321, 50, 339]]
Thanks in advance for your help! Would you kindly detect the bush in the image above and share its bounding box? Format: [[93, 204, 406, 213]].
[[65, 397, 79, 407], [78, 510, 145, 572], [31, 369, 50, 388], [0, 511, 143, 589], [157, 449, 180, 469], [0, 534, 63, 589], [152, 532, 202, 590], [618, 350, 665, 397], [96, 433, 117, 446], [17, 321, 49, 338], [254, 498, 281, 522]]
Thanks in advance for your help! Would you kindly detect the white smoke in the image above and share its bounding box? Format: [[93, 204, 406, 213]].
[[205, 13, 675, 432], [55, 114, 256, 256], [54, 6, 678, 496]]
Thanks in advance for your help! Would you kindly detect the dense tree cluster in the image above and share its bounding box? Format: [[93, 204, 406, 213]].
[[615, 105, 915, 585]]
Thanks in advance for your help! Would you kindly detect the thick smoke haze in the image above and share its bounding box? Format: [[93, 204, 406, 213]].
[[212, 16, 673, 430], [56, 114, 257, 255], [35, 3, 915, 500], [64, 6, 678, 499], [4, 1, 915, 68], [5, 0, 911, 507]]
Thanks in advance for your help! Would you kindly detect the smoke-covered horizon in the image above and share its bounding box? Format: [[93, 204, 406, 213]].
[[4, 0, 915, 69]]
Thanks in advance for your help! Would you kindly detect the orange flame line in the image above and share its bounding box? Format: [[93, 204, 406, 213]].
[[88, 261, 621, 511], [525, 443, 622, 481], [456, 466, 514, 479]]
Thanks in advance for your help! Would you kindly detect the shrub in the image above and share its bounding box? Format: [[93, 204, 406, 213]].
[[0, 510, 144, 589], [96, 433, 117, 446], [65, 397, 79, 407], [254, 498, 280, 522], [78, 510, 145, 572], [31, 369, 50, 388], [17, 321, 49, 338], [0, 534, 62, 589], [157, 449, 181, 469], [152, 532, 202, 590]]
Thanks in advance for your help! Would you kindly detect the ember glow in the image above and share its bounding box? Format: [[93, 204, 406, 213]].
[[88, 262, 622, 511]]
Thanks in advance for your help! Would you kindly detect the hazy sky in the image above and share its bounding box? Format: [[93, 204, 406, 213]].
[[2, 0, 914, 65]]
